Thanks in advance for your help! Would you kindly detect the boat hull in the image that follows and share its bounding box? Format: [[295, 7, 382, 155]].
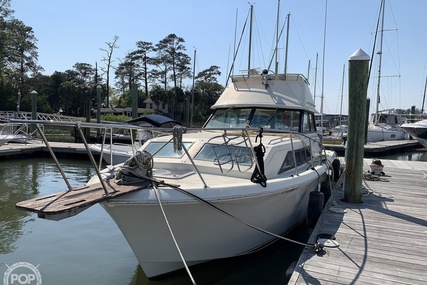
[[367, 125, 406, 142], [401, 120, 427, 148], [101, 166, 326, 278]]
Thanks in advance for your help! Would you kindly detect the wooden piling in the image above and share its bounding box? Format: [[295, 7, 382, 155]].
[[131, 83, 138, 119], [344, 49, 370, 203]]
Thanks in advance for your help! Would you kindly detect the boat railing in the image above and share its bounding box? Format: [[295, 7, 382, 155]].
[[0, 122, 36, 141], [231, 72, 309, 83], [204, 130, 255, 174], [9, 119, 326, 191]]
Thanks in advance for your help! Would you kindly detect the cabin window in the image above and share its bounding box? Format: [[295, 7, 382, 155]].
[[250, 109, 301, 131], [205, 108, 252, 128], [144, 142, 192, 158], [302, 112, 316, 133], [278, 147, 311, 174], [195, 143, 253, 165]]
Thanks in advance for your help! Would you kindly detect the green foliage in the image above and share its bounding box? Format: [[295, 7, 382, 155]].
[[101, 114, 131, 122]]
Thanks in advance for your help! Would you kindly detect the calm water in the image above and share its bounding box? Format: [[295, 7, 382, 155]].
[[380, 148, 427, 161], [0, 157, 310, 285]]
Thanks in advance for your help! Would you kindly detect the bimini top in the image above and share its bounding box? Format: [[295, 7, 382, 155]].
[[126, 114, 182, 127], [212, 73, 316, 113]]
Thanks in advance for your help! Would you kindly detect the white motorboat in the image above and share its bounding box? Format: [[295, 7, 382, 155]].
[[16, 72, 338, 279], [366, 113, 406, 142], [97, 73, 338, 278], [401, 119, 427, 148], [15, 4, 338, 281]]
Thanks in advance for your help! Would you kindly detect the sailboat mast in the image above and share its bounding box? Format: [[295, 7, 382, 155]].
[[320, 0, 328, 136], [340, 64, 345, 127], [275, 0, 280, 74], [375, 0, 385, 124], [284, 13, 290, 77], [422, 76, 427, 114], [313, 52, 318, 105], [247, 4, 253, 77]]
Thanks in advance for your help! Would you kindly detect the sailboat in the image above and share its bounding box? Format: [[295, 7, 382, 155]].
[[366, 0, 406, 142], [15, 3, 338, 280]]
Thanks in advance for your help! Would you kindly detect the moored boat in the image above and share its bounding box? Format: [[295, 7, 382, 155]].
[[366, 113, 406, 142], [15, 71, 338, 279], [366, 0, 406, 143], [94, 73, 337, 278], [14, 4, 338, 281], [401, 119, 427, 148]]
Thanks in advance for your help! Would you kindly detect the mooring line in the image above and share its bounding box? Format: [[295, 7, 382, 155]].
[[152, 183, 197, 285]]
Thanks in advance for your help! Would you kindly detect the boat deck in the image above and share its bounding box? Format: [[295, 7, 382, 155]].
[[289, 159, 427, 284]]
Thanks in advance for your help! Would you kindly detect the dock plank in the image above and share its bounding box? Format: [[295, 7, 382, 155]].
[[289, 159, 427, 285]]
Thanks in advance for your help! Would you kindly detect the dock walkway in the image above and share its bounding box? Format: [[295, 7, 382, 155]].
[[0, 141, 89, 157], [289, 159, 427, 284]]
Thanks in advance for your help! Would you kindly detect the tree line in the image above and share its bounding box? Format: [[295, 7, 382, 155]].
[[0, 0, 224, 124]]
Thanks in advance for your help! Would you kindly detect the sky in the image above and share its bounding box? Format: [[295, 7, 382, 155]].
[[10, 0, 427, 115]]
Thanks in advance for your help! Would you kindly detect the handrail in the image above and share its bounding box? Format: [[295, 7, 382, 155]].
[[10, 119, 326, 191]]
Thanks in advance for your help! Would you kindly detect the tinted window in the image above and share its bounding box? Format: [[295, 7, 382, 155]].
[[278, 148, 311, 174]]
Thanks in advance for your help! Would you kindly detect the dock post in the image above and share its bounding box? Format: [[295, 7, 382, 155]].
[[96, 85, 102, 139], [131, 83, 138, 119], [364, 98, 370, 144], [30, 90, 38, 134], [344, 49, 370, 203], [85, 98, 92, 141], [410, 105, 416, 123]]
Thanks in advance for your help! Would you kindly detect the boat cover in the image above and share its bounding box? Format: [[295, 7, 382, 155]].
[[125, 114, 182, 127]]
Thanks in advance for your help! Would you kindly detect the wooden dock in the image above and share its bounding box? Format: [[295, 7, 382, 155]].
[[289, 159, 427, 284], [0, 141, 91, 158]]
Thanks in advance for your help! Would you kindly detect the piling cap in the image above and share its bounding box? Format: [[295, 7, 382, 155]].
[[348, 48, 370, 61]]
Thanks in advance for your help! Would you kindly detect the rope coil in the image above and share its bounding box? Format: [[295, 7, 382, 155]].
[[173, 126, 185, 152], [116, 150, 153, 184]]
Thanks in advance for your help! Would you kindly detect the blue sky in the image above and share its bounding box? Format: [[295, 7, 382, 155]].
[[10, 0, 427, 115]]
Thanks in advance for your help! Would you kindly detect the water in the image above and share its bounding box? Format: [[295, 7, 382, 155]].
[[380, 148, 427, 161], [0, 157, 310, 285]]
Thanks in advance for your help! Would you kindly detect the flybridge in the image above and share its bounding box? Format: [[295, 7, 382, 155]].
[[230, 73, 309, 83]]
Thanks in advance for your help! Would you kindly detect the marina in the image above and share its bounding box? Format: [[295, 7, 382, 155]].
[[1, 0, 426, 282], [1, 141, 426, 284]]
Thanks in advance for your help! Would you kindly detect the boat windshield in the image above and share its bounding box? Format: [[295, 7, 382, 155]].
[[204, 108, 252, 128], [205, 108, 302, 131], [144, 142, 192, 158], [195, 143, 253, 165]]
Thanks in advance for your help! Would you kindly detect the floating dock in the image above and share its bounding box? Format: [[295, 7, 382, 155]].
[[289, 159, 427, 284], [0, 141, 91, 158]]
